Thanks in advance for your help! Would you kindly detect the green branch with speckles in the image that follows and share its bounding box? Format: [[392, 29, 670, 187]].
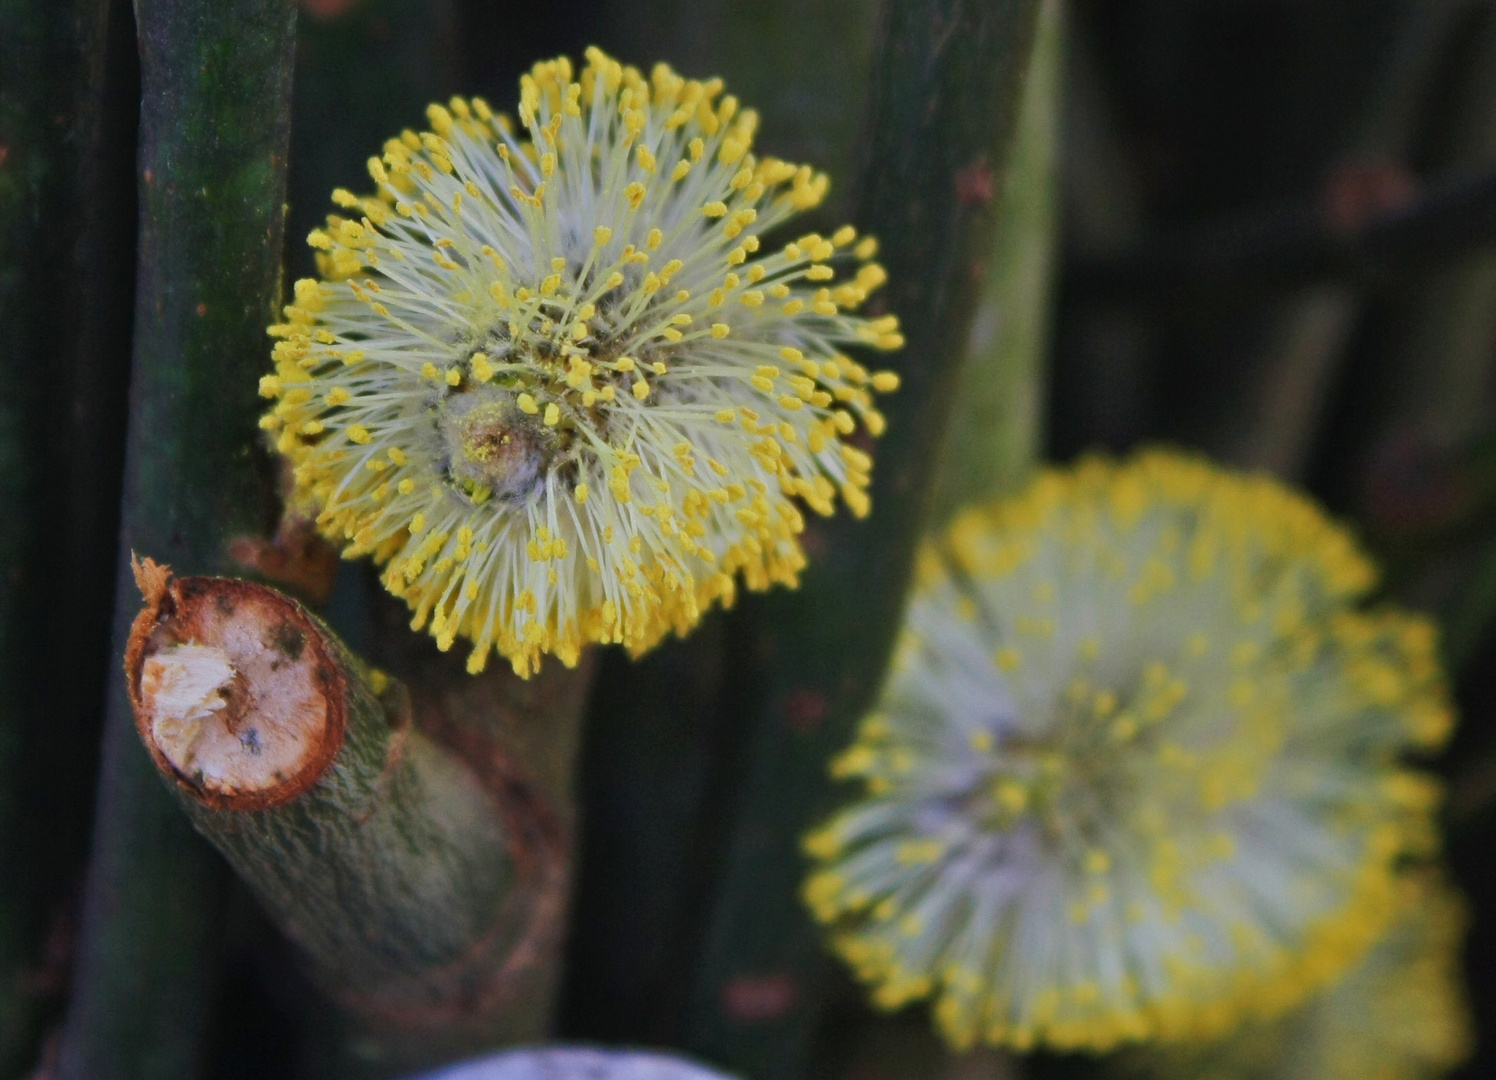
[[827, 9, 1062, 1075], [57, 2, 297, 1077], [125, 571, 586, 1080], [676, 1, 1045, 1076], [930, 0, 1061, 523]]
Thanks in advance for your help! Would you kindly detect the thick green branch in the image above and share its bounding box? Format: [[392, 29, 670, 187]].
[[58, 2, 297, 1078], [679, 1, 1045, 1075], [124, 566, 575, 1077], [0, 3, 64, 1066]]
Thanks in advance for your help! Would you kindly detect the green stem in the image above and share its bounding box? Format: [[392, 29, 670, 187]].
[[929, 0, 1061, 521], [57, 2, 297, 1078], [679, 1, 1044, 1075], [124, 569, 580, 1079], [561, 615, 732, 1042], [0, 2, 69, 1065], [840, 5, 1063, 1073]]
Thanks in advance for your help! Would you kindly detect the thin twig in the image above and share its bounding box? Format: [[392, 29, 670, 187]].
[[1069, 169, 1496, 303]]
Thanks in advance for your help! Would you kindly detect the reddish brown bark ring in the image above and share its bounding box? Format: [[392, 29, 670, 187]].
[[125, 556, 349, 811]]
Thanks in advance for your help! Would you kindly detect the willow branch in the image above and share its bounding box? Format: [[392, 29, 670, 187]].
[[1, 0, 123, 1065], [564, 0, 882, 1043], [929, 0, 1061, 523], [1071, 170, 1496, 304], [58, 2, 297, 1077], [678, 1, 1045, 1075], [126, 565, 582, 1076]]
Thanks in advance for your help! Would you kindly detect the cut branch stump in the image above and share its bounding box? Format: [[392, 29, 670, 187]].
[[126, 564, 584, 1077]]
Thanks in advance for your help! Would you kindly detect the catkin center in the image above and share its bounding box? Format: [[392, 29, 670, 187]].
[[440, 392, 553, 502]]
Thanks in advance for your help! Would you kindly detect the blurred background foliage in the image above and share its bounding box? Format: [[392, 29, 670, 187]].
[[6, 0, 1496, 1078]]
